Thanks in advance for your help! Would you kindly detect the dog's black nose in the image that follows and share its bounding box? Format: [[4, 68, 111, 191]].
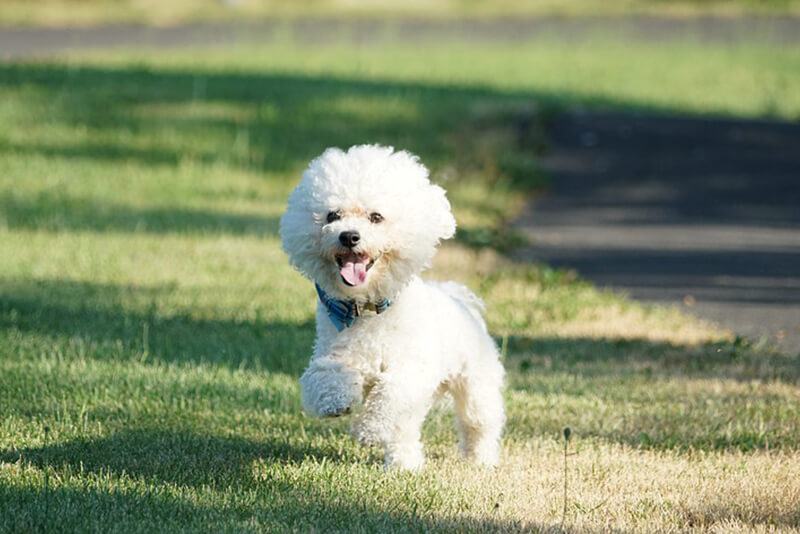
[[339, 230, 360, 248]]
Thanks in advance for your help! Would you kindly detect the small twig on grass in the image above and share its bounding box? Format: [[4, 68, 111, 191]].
[[43, 425, 51, 532], [562, 427, 571, 526], [140, 322, 150, 364]]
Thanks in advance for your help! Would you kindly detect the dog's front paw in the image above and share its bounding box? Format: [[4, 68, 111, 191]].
[[320, 403, 352, 418], [309, 390, 354, 418], [299, 365, 362, 418]]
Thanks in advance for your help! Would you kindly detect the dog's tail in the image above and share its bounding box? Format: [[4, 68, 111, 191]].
[[433, 281, 488, 333]]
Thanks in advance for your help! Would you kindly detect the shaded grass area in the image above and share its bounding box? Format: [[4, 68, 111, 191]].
[[0, 425, 526, 533], [0, 277, 312, 373], [1, 35, 799, 532], [0, 59, 551, 247], [0, 190, 281, 236]]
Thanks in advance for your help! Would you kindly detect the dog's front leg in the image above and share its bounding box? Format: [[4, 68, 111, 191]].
[[351, 372, 433, 470], [299, 357, 363, 418]]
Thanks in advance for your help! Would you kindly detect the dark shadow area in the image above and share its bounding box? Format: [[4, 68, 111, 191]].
[[455, 225, 528, 253], [0, 62, 557, 238], [0, 191, 279, 236], [0, 429, 344, 489], [680, 504, 800, 532], [505, 335, 800, 383], [0, 63, 521, 175], [0, 430, 594, 533], [0, 278, 313, 375], [0, 486, 599, 534], [0, 61, 766, 180], [535, 114, 800, 228], [0, 138, 191, 167], [2, 62, 797, 244], [0, 485, 213, 534], [528, 249, 800, 305], [517, 112, 800, 353]]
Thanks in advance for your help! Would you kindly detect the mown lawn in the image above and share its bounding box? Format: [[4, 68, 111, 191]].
[[3, 0, 800, 26], [1, 30, 800, 532]]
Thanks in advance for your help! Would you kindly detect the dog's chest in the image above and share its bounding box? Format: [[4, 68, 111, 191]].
[[322, 308, 422, 374]]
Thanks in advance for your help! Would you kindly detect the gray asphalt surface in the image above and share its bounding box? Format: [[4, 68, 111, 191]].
[[516, 113, 800, 354], [3, 15, 800, 60]]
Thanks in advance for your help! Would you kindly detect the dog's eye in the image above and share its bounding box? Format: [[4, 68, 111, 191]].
[[326, 211, 341, 223], [369, 212, 384, 224]]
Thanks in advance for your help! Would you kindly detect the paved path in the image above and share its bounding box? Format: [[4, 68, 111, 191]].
[[3, 16, 800, 60], [515, 113, 800, 354]]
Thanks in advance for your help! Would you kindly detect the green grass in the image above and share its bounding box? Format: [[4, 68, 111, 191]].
[[1, 32, 800, 532], [2, 0, 800, 26], [75, 36, 800, 120]]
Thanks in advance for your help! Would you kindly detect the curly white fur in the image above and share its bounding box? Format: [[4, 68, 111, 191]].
[[280, 145, 505, 470]]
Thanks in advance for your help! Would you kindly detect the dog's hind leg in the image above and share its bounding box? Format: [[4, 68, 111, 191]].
[[450, 356, 505, 466]]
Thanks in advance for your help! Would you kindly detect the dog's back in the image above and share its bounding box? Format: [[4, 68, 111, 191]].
[[427, 280, 488, 334]]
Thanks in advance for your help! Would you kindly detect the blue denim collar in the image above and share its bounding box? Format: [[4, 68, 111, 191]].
[[314, 283, 392, 332]]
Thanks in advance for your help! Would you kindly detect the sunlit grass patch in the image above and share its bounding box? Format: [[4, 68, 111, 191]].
[[3, 0, 800, 26], [1, 31, 799, 533]]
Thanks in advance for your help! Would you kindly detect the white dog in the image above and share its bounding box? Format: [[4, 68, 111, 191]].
[[280, 145, 505, 470]]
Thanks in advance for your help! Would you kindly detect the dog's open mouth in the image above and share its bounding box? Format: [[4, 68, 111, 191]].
[[335, 251, 375, 287]]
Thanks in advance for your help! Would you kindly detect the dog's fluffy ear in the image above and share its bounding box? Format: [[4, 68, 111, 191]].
[[427, 183, 457, 242], [387, 147, 456, 244]]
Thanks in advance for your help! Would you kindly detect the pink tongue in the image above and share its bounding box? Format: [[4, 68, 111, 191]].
[[340, 259, 368, 286]]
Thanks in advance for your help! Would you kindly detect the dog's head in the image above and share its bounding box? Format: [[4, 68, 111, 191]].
[[280, 145, 456, 302]]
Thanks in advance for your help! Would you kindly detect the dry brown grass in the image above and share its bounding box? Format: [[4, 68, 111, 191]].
[[423, 245, 800, 533], [433, 245, 730, 346], [420, 442, 800, 533]]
